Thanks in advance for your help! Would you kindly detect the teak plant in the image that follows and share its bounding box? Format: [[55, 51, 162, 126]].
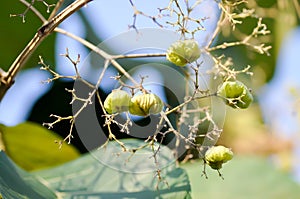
[[0, 0, 272, 182]]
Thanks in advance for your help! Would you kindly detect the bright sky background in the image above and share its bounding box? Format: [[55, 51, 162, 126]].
[[258, 27, 300, 182]]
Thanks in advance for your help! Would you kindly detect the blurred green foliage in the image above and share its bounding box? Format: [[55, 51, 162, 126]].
[[215, 0, 298, 84], [0, 0, 56, 71]]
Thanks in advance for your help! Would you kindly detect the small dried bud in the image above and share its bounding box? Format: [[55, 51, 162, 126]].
[[129, 93, 163, 116], [205, 146, 233, 170], [104, 90, 130, 114], [166, 40, 201, 66], [221, 0, 237, 5], [218, 80, 253, 109]]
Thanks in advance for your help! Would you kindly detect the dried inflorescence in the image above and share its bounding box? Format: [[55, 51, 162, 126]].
[[10, 0, 272, 181], [10, 0, 55, 23]]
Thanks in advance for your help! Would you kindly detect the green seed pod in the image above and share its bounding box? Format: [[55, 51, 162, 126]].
[[104, 90, 131, 114], [218, 80, 253, 109], [205, 146, 233, 170], [166, 39, 201, 66], [129, 93, 163, 116]]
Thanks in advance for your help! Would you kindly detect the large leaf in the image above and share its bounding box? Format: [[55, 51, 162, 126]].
[[34, 139, 191, 198], [181, 156, 300, 198], [0, 122, 80, 171], [0, 139, 191, 198], [0, 150, 57, 199]]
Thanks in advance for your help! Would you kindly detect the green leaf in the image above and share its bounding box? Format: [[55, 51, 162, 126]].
[[181, 156, 300, 198], [0, 0, 56, 71], [0, 122, 80, 171], [0, 150, 57, 199], [33, 139, 191, 198], [0, 139, 191, 198]]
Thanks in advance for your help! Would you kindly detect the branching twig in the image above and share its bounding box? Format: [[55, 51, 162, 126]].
[[111, 53, 166, 60], [10, 0, 55, 23], [207, 18, 271, 55], [128, 0, 164, 32], [16, 0, 47, 23], [54, 27, 140, 87], [39, 56, 78, 83], [60, 48, 81, 77], [48, 0, 65, 20], [0, 0, 93, 102]]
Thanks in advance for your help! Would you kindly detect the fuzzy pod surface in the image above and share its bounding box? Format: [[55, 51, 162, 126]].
[[205, 145, 233, 170], [218, 80, 253, 109], [104, 90, 131, 114], [166, 39, 201, 66], [129, 93, 163, 116]]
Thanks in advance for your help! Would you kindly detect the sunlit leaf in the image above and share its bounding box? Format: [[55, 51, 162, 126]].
[[34, 139, 191, 198], [0, 139, 191, 198], [0, 150, 57, 199], [0, 122, 80, 171]]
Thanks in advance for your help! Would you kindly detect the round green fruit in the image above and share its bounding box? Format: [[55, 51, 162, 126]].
[[104, 90, 131, 114], [166, 39, 201, 66], [205, 146, 233, 170], [218, 80, 253, 109], [129, 93, 163, 116]]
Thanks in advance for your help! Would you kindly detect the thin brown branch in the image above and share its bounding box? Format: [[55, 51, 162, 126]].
[[54, 27, 140, 86], [0, 0, 93, 102], [18, 0, 47, 23], [48, 0, 65, 20], [111, 53, 166, 60], [206, 10, 224, 48]]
